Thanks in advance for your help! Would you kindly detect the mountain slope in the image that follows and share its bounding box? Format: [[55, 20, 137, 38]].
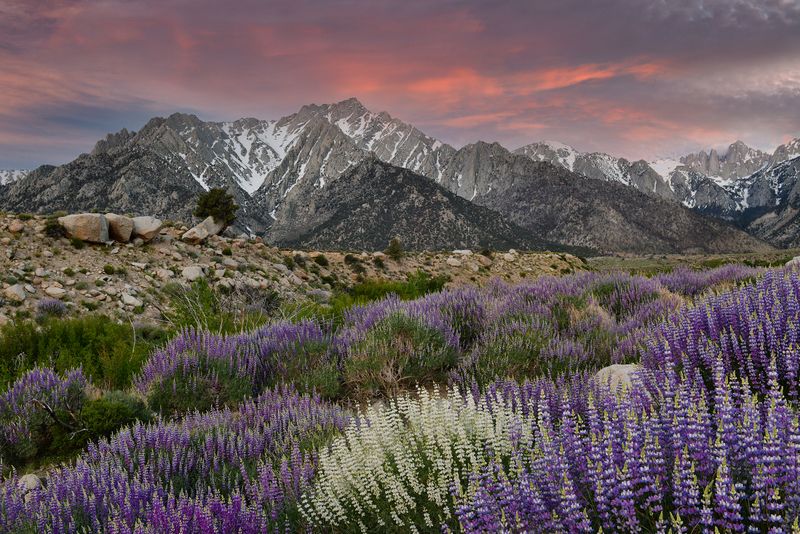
[[433, 144, 769, 254], [515, 141, 675, 200], [267, 158, 557, 252]]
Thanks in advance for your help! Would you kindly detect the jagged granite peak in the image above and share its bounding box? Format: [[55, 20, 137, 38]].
[[266, 157, 560, 252], [303, 97, 457, 181], [514, 141, 675, 200], [471, 157, 770, 255], [679, 140, 771, 181]]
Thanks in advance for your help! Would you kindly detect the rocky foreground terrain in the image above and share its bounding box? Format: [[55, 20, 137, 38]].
[[0, 212, 584, 326]]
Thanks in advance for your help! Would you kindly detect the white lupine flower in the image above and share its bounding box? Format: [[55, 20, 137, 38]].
[[300, 386, 535, 530]]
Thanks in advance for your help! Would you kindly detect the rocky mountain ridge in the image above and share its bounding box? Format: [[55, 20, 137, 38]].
[[0, 98, 786, 251]]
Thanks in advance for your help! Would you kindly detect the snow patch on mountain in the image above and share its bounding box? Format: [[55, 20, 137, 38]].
[[0, 170, 28, 186]]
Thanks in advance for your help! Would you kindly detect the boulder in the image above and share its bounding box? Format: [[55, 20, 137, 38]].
[[58, 214, 109, 243], [446, 257, 462, 267], [105, 213, 134, 242], [18, 473, 41, 492], [131, 216, 163, 241], [182, 216, 225, 244], [3, 284, 26, 302], [8, 220, 24, 233], [45, 286, 67, 298], [452, 249, 473, 256], [594, 364, 641, 392], [121, 293, 143, 307], [182, 265, 205, 281]]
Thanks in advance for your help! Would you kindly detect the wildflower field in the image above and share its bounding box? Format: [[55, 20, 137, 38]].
[[3, 263, 800, 532]]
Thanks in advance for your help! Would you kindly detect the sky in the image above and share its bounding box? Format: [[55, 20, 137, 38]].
[[1, 0, 799, 168]]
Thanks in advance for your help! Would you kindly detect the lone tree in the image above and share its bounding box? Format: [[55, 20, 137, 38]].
[[194, 188, 239, 227], [385, 237, 404, 260]]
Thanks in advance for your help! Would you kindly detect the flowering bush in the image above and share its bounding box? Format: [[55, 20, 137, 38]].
[[1, 386, 348, 532], [301, 387, 532, 532], [0, 367, 87, 464], [35, 298, 67, 320], [137, 321, 337, 415]]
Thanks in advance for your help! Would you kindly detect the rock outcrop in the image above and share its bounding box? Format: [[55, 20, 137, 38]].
[[58, 214, 109, 243]]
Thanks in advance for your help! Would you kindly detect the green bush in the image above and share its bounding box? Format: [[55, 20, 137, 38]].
[[194, 187, 239, 227], [385, 237, 404, 260], [146, 361, 252, 417], [81, 391, 151, 441], [44, 217, 66, 239], [344, 313, 457, 400], [0, 316, 167, 390], [222, 247, 233, 256], [103, 264, 116, 275], [313, 254, 329, 267], [163, 279, 272, 333], [70, 237, 85, 249]]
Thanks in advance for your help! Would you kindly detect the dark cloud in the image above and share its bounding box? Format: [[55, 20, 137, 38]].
[[0, 0, 798, 167]]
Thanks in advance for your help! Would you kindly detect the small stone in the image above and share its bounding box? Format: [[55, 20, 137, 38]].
[[171, 252, 183, 261], [3, 284, 26, 302], [154, 268, 173, 280], [452, 249, 473, 256], [130, 262, 147, 270], [8, 220, 24, 233], [42, 249, 54, 258], [272, 262, 290, 274], [502, 253, 516, 262], [182, 265, 205, 281], [110, 247, 120, 254], [45, 286, 67, 298], [222, 258, 238, 268], [594, 364, 641, 392], [104, 286, 118, 296], [24, 284, 36, 293], [121, 293, 143, 307], [35, 267, 48, 277], [17, 474, 41, 493], [477, 255, 493, 267], [446, 257, 462, 267], [214, 269, 226, 278]]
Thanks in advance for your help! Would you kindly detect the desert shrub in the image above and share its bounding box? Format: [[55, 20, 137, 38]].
[[456, 318, 551, 386], [35, 298, 66, 321], [312, 254, 328, 267], [145, 358, 252, 417], [343, 313, 457, 399], [221, 246, 232, 256], [193, 187, 239, 226], [138, 321, 338, 416], [163, 279, 276, 333], [373, 256, 385, 269], [385, 237, 404, 260], [80, 391, 151, 442], [347, 270, 448, 302], [102, 264, 116, 275], [283, 255, 296, 270], [44, 217, 66, 239], [69, 237, 84, 249], [0, 315, 164, 390], [0, 367, 87, 465]]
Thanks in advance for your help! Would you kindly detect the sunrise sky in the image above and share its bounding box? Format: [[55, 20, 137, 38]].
[[1, 0, 799, 168]]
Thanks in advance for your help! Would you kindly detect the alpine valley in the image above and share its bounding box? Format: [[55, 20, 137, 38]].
[[1, 98, 795, 253]]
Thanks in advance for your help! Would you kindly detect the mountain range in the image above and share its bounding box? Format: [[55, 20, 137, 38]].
[[0, 97, 791, 253]]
